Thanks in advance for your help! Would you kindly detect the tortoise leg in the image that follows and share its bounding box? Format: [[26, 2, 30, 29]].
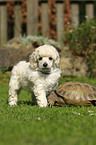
[[47, 92, 58, 106], [90, 100, 96, 106], [47, 91, 66, 106]]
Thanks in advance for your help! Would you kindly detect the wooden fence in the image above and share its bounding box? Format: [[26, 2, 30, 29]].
[[0, 0, 96, 47]]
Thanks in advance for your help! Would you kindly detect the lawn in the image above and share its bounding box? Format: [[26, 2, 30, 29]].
[[0, 72, 96, 145]]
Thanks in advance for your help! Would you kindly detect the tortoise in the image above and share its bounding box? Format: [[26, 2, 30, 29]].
[[47, 82, 96, 106]]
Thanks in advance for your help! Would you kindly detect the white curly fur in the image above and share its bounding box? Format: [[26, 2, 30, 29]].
[[9, 45, 61, 107]]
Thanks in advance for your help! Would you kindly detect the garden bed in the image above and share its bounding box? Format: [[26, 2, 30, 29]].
[[0, 35, 88, 77]]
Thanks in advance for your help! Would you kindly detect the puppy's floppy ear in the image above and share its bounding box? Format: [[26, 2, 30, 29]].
[[55, 52, 60, 68], [29, 51, 37, 69]]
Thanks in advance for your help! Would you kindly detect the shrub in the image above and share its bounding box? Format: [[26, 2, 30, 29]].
[[64, 19, 96, 77], [4, 35, 61, 50]]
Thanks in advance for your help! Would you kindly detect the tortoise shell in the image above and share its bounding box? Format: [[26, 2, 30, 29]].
[[48, 82, 96, 106]]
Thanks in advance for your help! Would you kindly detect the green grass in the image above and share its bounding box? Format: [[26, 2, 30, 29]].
[[0, 73, 96, 145]]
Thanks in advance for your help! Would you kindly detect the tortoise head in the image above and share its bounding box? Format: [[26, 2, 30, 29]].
[[47, 91, 66, 106]]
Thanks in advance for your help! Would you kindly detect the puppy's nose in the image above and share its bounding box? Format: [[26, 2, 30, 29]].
[[43, 62, 48, 68]]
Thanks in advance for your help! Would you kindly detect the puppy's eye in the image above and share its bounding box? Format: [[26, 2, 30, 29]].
[[49, 57, 53, 60], [39, 57, 42, 61]]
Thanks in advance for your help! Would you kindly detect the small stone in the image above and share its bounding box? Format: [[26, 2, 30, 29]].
[[88, 110, 94, 113], [38, 117, 41, 120]]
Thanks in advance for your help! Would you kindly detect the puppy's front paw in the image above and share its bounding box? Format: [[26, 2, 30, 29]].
[[38, 102, 48, 107], [35, 95, 48, 107], [9, 101, 17, 106], [39, 104, 48, 107]]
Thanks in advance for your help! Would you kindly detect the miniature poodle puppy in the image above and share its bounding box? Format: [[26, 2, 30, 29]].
[[9, 45, 61, 107]]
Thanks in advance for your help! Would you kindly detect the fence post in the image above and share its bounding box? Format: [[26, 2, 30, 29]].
[[71, 4, 79, 28], [94, 1, 96, 19], [56, 1, 64, 46], [0, 5, 1, 46], [0, 2, 7, 47], [27, 0, 38, 35], [14, 2, 22, 37], [86, 4, 94, 22], [41, 1, 49, 37]]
